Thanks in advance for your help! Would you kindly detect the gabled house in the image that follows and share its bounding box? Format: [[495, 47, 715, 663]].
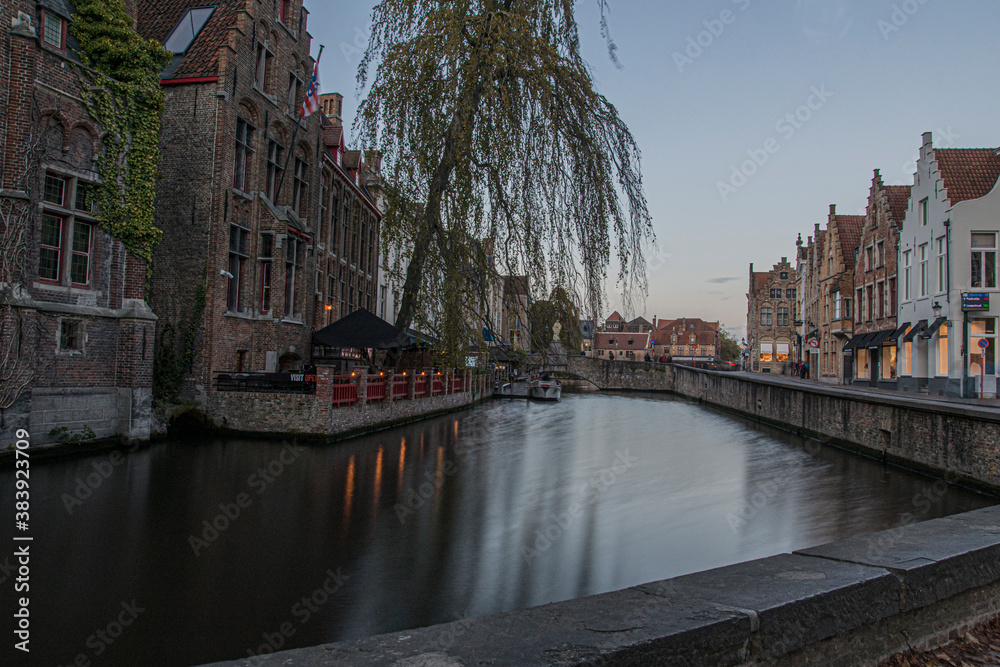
[[747, 259, 798, 373], [652, 318, 720, 361], [844, 170, 910, 388], [818, 206, 863, 384], [603, 310, 625, 332], [898, 132, 1000, 398], [594, 332, 650, 361]]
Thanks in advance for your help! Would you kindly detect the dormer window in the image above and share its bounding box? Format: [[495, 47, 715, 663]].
[[164, 7, 215, 54], [42, 11, 65, 50]]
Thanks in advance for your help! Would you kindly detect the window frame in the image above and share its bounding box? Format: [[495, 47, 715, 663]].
[[41, 10, 66, 51], [227, 224, 251, 312], [39, 171, 97, 288], [971, 232, 997, 290], [233, 117, 256, 192]]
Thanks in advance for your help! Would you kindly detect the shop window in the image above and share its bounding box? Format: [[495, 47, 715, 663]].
[[857, 349, 870, 380], [776, 343, 789, 362], [881, 345, 897, 380], [937, 324, 949, 377], [902, 341, 912, 376], [760, 343, 773, 363], [970, 319, 997, 377]]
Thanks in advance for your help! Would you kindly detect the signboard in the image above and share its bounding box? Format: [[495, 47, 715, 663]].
[[963, 293, 991, 311], [979, 338, 990, 350], [808, 338, 820, 349]]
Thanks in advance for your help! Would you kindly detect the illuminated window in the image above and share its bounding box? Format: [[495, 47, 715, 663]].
[[937, 324, 949, 377], [760, 343, 773, 363]]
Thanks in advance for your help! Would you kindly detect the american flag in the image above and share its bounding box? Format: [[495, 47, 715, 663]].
[[300, 50, 322, 118]]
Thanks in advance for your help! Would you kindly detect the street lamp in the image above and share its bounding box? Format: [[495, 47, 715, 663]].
[[932, 301, 943, 319]]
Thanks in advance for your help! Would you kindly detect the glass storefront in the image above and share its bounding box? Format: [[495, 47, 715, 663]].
[[970, 318, 997, 376], [856, 348, 870, 379], [881, 345, 897, 380]]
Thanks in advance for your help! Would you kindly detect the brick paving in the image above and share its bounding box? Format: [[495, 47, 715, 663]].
[[881, 615, 1000, 667]]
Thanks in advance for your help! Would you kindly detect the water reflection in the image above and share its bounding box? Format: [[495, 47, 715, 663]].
[[0, 392, 993, 666]]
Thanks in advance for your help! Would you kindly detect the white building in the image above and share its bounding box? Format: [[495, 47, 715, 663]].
[[897, 132, 1000, 398]]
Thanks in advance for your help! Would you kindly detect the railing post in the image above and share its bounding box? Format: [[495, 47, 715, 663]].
[[446, 368, 453, 394], [358, 371, 368, 406], [408, 370, 416, 400], [316, 366, 334, 402]]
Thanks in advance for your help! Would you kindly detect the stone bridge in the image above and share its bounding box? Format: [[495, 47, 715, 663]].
[[544, 354, 676, 391]]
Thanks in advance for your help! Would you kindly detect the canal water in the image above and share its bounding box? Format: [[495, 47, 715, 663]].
[[1, 392, 994, 666]]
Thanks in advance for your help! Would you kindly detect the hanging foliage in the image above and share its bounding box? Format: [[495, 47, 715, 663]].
[[69, 0, 171, 262]]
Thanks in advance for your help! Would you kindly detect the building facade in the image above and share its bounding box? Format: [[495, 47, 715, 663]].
[[594, 332, 650, 361], [844, 171, 910, 388], [651, 318, 720, 361], [747, 259, 799, 373], [797, 227, 825, 374], [817, 206, 863, 384], [0, 0, 155, 444], [898, 132, 1000, 398]]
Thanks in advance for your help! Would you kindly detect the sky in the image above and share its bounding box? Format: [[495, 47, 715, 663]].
[[303, 0, 1000, 338]]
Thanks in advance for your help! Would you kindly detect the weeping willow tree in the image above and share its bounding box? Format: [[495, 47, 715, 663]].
[[356, 0, 654, 360]]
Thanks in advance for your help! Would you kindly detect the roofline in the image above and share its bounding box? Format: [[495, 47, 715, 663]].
[[322, 151, 382, 217], [160, 76, 220, 86]]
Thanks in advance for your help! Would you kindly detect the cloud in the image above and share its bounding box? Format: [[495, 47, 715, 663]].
[[706, 276, 740, 285]]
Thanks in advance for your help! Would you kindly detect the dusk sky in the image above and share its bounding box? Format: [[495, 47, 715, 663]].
[[305, 1, 1000, 338]]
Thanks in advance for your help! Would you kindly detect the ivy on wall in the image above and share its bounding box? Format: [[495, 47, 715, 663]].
[[154, 271, 207, 402], [69, 0, 171, 262]]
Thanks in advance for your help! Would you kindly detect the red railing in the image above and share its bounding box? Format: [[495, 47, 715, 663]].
[[414, 377, 429, 397], [331, 376, 359, 407], [452, 377, 464, 393], [393, 374, 409, 399], [367, 376, 387, 402], [432, 377, 444, 395]]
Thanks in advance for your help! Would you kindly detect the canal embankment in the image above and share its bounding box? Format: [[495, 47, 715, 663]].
[[207, 503, 1000, 667], [669, 364, 1000, 495]]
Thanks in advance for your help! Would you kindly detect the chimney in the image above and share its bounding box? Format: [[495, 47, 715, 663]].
[[320, 92, 344, 126], [829, 204, 836, 217]]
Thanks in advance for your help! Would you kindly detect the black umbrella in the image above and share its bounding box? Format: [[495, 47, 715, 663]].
[[312, 309, 411, 350]]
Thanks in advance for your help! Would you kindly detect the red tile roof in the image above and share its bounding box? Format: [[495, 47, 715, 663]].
[[833, 216, 865, 270], [138, 0, 239, 81], [606, 311, 624, 321], [935, 148, 1000, 204], [885, 185, 912, 224], [655, 317, 719, 333]]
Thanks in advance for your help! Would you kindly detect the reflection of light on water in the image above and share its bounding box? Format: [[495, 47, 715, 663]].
[[454, 420, 459, 438], [433, 446, 445, 514], [373, 446, 384, 516], [398, 438, 406, 492], [344, 455, 355, 527]]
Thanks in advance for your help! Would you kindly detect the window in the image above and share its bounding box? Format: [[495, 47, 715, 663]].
[[42, 11, 64, 49], [279, 0, 291, 24], [877, 241, 885, 268], [903, 250, 912, 301], [902, 341, 912, 375], [259, 233, 274, 313], [39, 214, 63, 281], [379, 285, 388, 320], [877, 280, 885, 319], [760, 307, 772, 327], [70, 222, 93, 285], [770, 288, 780, 299], [889, 278, 897, 315], [760, 343, 773, 363], [236, 350, 248, 373], [776, 343, 789, 362], [936, 236, 946, 293], [970, 319, 997, 377], [843, 298, 851, 320], [777, 307, 789, 327], [855, 288, 863, 323], [163, 7, 214, 54], [265, 140, 283, 201], [919, 243, 929, 296], [254, 42, 274, 93], [59, 319, 83, 352], [857, 348, 870, 379], [919, 198, 928, 227], [234, 117, 255, 192], [786, 288, 797, 300], [971, 232, 997, 289], [287, 73, 301, 115], [866, 284, 874, 321], [292, 157, 307, 216], [319, 178, 329, 246], [882, 345, 897, 380], [284, 237, 304, 319], [865, 245, 874, 272], [227, 225, 250, 311], [780, 272, 788, 280], [937, 324, 949, 377], [44, 174, 66, 206]]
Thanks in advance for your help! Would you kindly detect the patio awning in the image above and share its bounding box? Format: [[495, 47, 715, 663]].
[[843, 333, 869, 352], [887, 322, 910, 343], [903, 320, 928, 342], [921, 317, 948, 340], [312, 308, 411, 350], [866, 329, 897, 349]]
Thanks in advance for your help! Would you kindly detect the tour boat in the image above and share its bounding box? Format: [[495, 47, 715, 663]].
[[529, 377, 561, 402]]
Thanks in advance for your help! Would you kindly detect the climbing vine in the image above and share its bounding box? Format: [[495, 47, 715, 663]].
[[69, 0, 171, 262], [154, 272, 207, 402]]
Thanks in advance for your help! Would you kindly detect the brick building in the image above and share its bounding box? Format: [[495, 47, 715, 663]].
[[651, 318, 720, 361], [844, 171, 910, 388], [797, 227, 825, 374], [747, 259, 799, 373], [138, 0, 381, 403], [817, 206, 863, 384], [594, 331, 650, 361], [0, 0, 156, 444]]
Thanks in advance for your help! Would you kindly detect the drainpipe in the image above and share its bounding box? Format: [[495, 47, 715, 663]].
[[946, 219, 966, 397]]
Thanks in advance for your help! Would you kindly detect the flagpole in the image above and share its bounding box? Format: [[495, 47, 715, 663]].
[[274, 45, 323, 205]]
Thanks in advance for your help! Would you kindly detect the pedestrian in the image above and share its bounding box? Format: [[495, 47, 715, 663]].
[[644, 353, 652, 363], [803, 361, 810, 379]]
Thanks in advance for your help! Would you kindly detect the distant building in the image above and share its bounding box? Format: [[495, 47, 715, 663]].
[[579, 320, 594, 355], [797, 228, 825, 374], [897, 132, 1000, 398], [652, 318, 720, 361], [844, 170, 910, 388], [747, 259, 799, 374], [501, 276, 530, 350], [624, 316, 653, 333], [594, 332, 650, 361], [603, 311, 625, 332]]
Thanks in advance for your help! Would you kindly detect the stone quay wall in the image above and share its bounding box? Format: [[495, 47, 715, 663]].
[[206, 504, 1000, 667], [669, 365, 1000, 494], [205, 368, 488, 439]]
